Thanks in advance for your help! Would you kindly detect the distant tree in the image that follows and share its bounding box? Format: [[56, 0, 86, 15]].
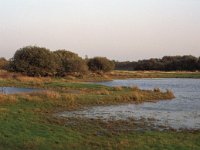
[[88, 57, 115, 72], [115, 61, 136, 71], [115, 55, 199, 71], [10, 46, 57, 76], [0, 57, 9, 70], [53, 50, 88, 76], [198, 57, 200, 70]]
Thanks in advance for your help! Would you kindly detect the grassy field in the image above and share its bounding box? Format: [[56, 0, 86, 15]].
[[107, 70, 200, 79], [1, 70, 200, 83], [0, 71, 200, 149]]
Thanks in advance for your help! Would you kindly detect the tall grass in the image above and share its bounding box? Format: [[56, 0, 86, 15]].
[[0, 94, 17, 103]]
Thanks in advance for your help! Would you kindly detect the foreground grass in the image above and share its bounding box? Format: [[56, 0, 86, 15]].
[[0, 71, 199, 149], [0, 102, 200, 150]]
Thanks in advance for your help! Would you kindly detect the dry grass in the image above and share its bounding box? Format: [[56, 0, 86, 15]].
[[15, 76, 52, 85], [0, 70, 52, 85], [153, 88, 161, 92], [131, 91, 143, 101], [0, 107, 9, 113], [41, 91, 61, 99], [0, 70, 19, 79], [113, 86, 123, 91], [18, 91, 62, 103], [95, 89, 110, 95], [0, 94, 17, 103], [130, 86, 139, 91], [166, 89, 175, 98], [17, 91, 79, 109]]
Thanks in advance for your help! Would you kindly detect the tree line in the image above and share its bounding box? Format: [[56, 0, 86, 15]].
[[0, 46, 115, 77], [115, 55, 200, 71], [1, 46, 200, 76]]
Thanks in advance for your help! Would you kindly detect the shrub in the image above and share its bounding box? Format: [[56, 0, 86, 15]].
[[53, 50, 88, 76], [0, 57, 9, 70], [87, 57, 115, 72], [9, 46, 57, 77]]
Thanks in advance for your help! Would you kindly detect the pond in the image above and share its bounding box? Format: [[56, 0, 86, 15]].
[[59, 78, 200, 130], [0, 87, 42, 94]]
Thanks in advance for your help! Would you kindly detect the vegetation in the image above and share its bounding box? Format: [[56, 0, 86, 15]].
[[0, 71, 199, 149], [0, 47, 200, 149], [0, 57, 9, 70], [7, 46, 115, 77], [53, 50, 88, 76], [108, 70, 200, 79], [87, 57, 115, 72], [115, 55, 200, 71], [4, 72, 199, 150], [9, 46, 57, 77], [2, 46, 200, 78]]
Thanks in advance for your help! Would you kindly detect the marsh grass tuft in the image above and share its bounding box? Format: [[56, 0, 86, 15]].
[[166, 89, 175, 98], [154, 88, 161, 92], [130, 86, 139, 91], [113, 86, 123, 91], [131, 91, 143, 101], [95, 89, 110, 95], [41, 91, 61, 99]]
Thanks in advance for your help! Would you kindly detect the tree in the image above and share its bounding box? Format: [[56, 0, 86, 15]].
[[53, 50, 88, 76], [181, 55, 198, 71], [87, 57, 115, 72], [10, 46, 56, 76], [115, 55, 200, 71], [198, 57, 200, 70]]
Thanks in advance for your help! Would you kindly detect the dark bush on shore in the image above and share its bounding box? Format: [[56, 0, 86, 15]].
[[9, 46, 57, 76], [88, 57, 115, 72], [9, 46, 90, 77], [115, 55, 200, 71], [53, 50, 88, 76], [0, 57, 9, 70]]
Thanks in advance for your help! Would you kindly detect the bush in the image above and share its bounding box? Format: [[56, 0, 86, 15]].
[[0, 57, 9, 70], [53, 50, 88, 76], [87, 57, 115, 72], [10, 46, 57, 77]]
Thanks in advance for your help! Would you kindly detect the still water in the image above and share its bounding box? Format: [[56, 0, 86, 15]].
[[59, 79, 200, 130], [0, 87, 41, 94]]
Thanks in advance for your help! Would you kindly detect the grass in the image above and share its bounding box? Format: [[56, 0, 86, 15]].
[[0, 104, 199, 150], [0, 70, 199, 149], [1, 70, 200, 84], [108, 70, 200, 79]]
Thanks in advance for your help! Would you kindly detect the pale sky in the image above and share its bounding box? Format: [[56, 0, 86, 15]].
[[0, 0, 200, 61]]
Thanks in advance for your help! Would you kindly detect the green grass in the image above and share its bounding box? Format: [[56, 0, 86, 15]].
[[44, 81, 107, 90], [0, 101, 199, 150]]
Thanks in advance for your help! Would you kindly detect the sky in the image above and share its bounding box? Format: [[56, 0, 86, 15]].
[[0, 0, 200, 61]]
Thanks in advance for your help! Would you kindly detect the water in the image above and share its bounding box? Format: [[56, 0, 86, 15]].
[[59, 78, 200, 130], [0, 87, 41, 94]]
